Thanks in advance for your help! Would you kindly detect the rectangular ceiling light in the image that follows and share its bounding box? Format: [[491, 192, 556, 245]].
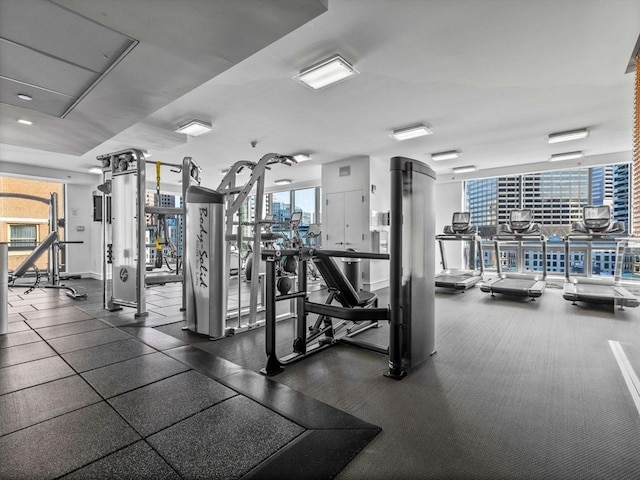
[[452, 165, 477, 174], [175, 120, 212, 137], [293, 153, 312, 162], [547, 128, 589, 144], [549, 151, 584, 162], [295, 54, 359, 90], [431, 150, 460, 161], [391, 123, 433, 141]]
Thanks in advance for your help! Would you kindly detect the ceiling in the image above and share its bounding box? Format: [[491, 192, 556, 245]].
[[0, 0, 638, 187]]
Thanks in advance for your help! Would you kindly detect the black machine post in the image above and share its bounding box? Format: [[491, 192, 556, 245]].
[[387, 157, 436, 379]]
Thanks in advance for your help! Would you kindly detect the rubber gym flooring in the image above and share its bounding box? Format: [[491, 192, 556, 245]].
[[2, 277, 640, 479], [1, 279, 378, 479]]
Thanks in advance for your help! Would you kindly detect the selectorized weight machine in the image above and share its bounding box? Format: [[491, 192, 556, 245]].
[[184, 152, 296, 339], [261, 156, 437, 379], [97, 148, 201, 317]]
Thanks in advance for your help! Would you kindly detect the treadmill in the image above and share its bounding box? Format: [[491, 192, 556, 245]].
[[435, 212, 484, 290], [563, 205, 639, 308], [481, 209, 547, 299]]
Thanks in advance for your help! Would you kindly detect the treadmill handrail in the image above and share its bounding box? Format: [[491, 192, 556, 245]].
[[436, 235, 483, 275], [493, 234, 547, 280]]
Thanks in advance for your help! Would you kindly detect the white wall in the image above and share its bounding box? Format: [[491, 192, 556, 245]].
[[434, 181, 464, 272], [368, 156, 391, 289], [65, 183, 102, 278]]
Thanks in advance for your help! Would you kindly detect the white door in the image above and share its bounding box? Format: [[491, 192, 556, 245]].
[[344, 190, 364, 250], [325, 190, 364, 250]]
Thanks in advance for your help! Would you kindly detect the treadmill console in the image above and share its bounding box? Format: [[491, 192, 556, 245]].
[[509, 209, 535, 234], [583, 206, 611, 232], [444, 212, 476, 234], [571, 205, 624, 235], [290, 211, 302, 227]]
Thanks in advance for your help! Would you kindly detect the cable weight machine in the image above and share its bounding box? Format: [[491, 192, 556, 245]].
[[97, 148, 201, 317]]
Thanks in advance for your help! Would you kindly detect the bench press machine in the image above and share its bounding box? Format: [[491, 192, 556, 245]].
[[261, 156, 437, 379]]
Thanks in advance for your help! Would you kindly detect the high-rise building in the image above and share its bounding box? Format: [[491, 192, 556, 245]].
[[613, 163, 630, 232], [590, 165, 614, 206], [466, 164, 630, 276]]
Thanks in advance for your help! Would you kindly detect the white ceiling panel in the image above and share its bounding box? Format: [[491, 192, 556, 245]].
[[0, 0, 135, 72], [0, 77, 72, 117], [0, 39, 97, 97]]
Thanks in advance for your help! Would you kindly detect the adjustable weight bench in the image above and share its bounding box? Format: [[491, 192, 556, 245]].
[[261, 248, 389, 376]]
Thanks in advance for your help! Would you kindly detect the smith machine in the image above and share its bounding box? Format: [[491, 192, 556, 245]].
[[96, 148, 201, 317], [261, 157, 437, 379]]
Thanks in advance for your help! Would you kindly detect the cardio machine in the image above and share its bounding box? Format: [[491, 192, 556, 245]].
[[481, 209, 547, 299], [435, 212, 484, 290], [562, 205, 639, 308]]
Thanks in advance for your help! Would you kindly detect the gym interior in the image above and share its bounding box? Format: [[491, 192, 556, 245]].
[[1, 1, 640, 479]]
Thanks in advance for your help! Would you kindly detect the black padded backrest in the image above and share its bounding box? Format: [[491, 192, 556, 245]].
[[312, 255, 361, 308]]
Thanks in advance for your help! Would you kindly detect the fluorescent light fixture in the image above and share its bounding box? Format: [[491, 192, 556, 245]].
[[274, 179, 292, 185], [88, 167, 103, 174], [431, 150, 460, 161], [293, 153, 312, 162], [17, 93, 32, 101], [391, 123, 433, 141], [220, 168, 230, 175], [452, 165, 477, 174], [17, 119, 33, 125], [549, 151, 583, 162], [295, 54, 359, 90], [547, 128, 589, 144], [175, 120, 212, 137]]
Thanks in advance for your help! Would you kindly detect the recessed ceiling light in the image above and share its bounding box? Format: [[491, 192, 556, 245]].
[[17, 119, 33, 125], [293, 154, 312, 162], [431, 150, 460, 161], [452, 165, 477, 174], [391, 124, 433, 141], [17, 93, 32, 101], [274, 179, 292, 185], [295, 54, 359, 90], [549, 151, 584, 162], [175, 120, 213, 136], [547, 128, 589, 144], [88, 167, 103, 174]]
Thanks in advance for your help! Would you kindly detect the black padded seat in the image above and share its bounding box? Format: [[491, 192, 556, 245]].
[[311, 255, 377, 308]]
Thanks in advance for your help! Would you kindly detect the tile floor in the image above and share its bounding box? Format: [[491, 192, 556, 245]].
[[1, 280, 379, 479]]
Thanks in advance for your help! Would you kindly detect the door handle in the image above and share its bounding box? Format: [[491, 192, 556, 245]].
[[335, 242, 344, 245]]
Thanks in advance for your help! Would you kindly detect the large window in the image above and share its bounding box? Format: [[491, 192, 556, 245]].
[[254, 187, 322, 245], [466, 164, 631, 276], [9, 224, 37, 248]]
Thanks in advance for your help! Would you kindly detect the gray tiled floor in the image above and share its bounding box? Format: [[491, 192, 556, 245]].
[[62, 338, 156, 372], [147, 396, 305, 480], [81, 351, 191, 398], [108, 370, 237, 436], [1, 281, 379, 479]]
